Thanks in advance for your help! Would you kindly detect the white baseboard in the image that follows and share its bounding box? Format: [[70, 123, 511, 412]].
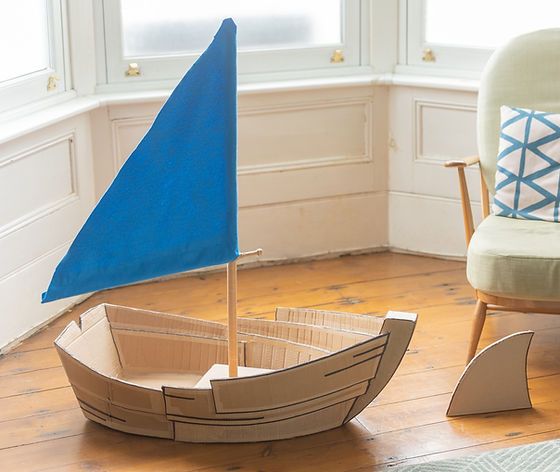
[[388, 246, 466, 262]]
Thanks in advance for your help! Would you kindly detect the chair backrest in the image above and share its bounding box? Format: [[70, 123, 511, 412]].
[[478, 29, 560, 194]]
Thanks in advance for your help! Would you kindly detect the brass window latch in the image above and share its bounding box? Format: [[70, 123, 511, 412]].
[[422, 48, 436, 62], [47, 75, 59, 91], [126, 63, 141, 77], [330, 49, 344, 63]]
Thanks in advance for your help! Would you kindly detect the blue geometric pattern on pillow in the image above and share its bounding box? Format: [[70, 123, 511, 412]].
[[493, 106, 560, 222]]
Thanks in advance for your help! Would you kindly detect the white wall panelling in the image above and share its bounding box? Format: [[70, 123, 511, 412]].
[[0, 79, 485, 350], [0, 134, 77, 240], [0, 1, 492, 350], [0, 76, 489, 353], [0, 115, 96, 350], [389, 192, 482, 257], [238, 99, 371, 170], [110, 116, 153, 173], [96, 85, 388, 261], [388, 86, 481, 257], [242, 95, 377, 207], [414, 99, 478, 165], [240, 192, 387, 262]]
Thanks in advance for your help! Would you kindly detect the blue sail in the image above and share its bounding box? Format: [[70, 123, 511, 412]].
[[42, 19, 239, 303]]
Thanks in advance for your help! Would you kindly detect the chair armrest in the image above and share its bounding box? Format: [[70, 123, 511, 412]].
[[444, 156, 480, 168], [444, 156, 481, 247]]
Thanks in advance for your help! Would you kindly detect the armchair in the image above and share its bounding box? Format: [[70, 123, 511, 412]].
[[446, 29, 560, 363]]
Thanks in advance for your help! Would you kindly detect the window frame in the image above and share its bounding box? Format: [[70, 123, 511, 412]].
[[97, 0, 366, 87], [402, 0, 494, 76], [0, 0, 68, 114]]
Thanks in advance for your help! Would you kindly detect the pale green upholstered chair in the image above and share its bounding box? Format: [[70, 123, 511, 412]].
[[446, 29, 560, 363]]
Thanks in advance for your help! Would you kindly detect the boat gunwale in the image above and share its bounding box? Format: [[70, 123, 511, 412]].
[[109, 318, 375, 344], [275, 306, 385, 331], [55, 303, 391, 394], [55, 332, 384, 394], [104, 302, 384, 337], [237, 315, 378, 337], [57, 325, 387, 393], [109, 322, 334, 364], [208, 333, 389, 387], [110, 322, 335, 355]]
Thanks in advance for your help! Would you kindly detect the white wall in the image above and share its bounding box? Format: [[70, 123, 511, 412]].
[[0, 81, 489, 351], [388, 85, 482, 257], [0, 0, 489, 350], [91, 85, 389, 263], [0, 80, 490, 351], [0, 114, 96, 349], [0, 83, 389, 351]]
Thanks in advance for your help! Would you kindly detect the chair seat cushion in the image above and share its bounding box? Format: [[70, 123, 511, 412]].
[[467, 215, 560, 301]]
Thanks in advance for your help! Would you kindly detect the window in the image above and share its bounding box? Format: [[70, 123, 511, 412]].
[[120, 1, 342, 57], [405, 0, 560, 73], [0, 0, 66, 113], [99, 0, 364, 86]]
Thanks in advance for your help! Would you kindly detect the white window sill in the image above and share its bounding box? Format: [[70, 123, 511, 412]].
[[95, 74, 380, 105], [0, 91, 98, 146], [383, 72, 480, 92], [0, 72, 481, 146], [0, 75, 379, 145]]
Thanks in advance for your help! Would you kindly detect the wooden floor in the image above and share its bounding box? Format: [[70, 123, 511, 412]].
[[2, 252, 560, 471]]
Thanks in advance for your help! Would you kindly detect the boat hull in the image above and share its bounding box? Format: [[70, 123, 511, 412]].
[[55, 304, 416, 442]]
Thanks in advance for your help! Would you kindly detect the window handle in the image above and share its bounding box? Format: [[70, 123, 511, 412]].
[[126, 63, 141, 77], [330, 49, 345, 63], [422, 48, 436, 62], [47, 75, 59, 91]]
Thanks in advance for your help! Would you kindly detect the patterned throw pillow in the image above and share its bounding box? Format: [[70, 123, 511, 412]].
[[493, 106, 560, 222]]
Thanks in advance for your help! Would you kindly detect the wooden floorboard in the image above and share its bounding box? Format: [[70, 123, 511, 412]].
[[1, 252, 560, 470]]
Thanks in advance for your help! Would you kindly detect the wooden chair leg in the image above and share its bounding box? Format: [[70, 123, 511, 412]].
[[466, 300, 487, 364]]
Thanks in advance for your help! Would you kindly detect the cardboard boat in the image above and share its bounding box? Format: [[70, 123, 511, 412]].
[[55, 304, 416, 442], [43, 20, 417, 443]]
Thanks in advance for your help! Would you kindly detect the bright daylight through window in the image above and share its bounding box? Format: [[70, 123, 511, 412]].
[[102, 0, 358, 84], [425, 0, 560, 48], [407, 0, 560, 72], [0, 0, 65, 113], [0, 0, 49, 83], [120, 0, 342, 57]]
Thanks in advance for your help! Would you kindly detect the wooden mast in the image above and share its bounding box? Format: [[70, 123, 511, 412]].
[[227, 248, 262, 377], [226, 260, 238, 377]]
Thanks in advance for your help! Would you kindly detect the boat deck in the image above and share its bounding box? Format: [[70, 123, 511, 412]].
[[2, 252, 560, 470], [116, 365, 273, 390], [116, 370, 203, 389]]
